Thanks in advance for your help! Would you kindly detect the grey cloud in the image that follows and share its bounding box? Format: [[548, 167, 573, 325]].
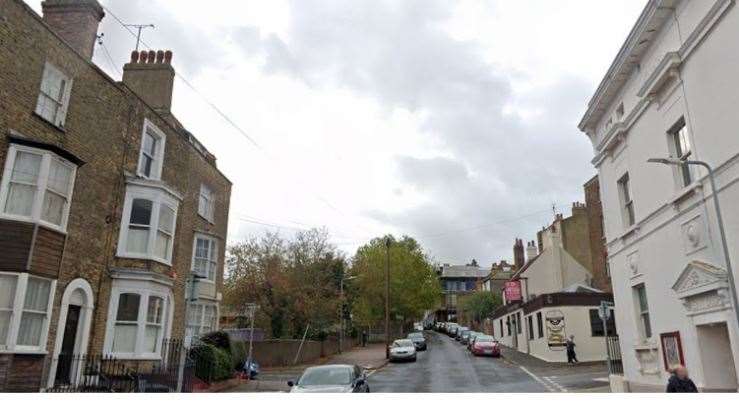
[[225, 0, 594, 265]]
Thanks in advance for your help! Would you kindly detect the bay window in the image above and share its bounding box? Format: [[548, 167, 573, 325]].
[[117, 185, 179, 265], [0, 273, 56, 353], [106, 280, 172, 359], [0, 144, 77, 232], [192, 234, 218, 282]]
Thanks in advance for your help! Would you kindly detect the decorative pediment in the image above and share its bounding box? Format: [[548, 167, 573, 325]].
[[672, 261, 728, 298]]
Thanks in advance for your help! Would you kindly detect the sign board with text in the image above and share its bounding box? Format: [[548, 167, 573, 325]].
[[504, 281, 522, 302]]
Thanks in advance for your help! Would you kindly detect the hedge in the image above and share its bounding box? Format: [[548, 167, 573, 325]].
[[191, 343, 233, 383]]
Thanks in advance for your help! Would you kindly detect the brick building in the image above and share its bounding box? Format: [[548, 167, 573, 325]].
[[0, 0, 231, 391]]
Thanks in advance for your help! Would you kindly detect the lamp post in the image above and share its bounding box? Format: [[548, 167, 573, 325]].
[[245, 303, 258, 381], [339, 275, 357, 354], [385, 237, 391, 359], [648, 158, 739, 334]]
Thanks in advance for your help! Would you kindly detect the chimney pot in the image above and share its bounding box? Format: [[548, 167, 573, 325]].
[[123, 49, 176, 112], [156, 50, 165, 64], [147, 50, 156, 63], [140, 51, 149, 63], [130, 50, 139, 63], [164, 50, 173, 64]]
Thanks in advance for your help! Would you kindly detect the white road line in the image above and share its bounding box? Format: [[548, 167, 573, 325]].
[[544, 376, 568, 393], [518, 366, 557, 392]]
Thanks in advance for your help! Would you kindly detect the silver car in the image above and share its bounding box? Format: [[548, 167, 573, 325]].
[[288, 364, 370, 393], [389, 339, 417, 362]]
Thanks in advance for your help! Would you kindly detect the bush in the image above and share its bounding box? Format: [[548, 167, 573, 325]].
[[191, 343, 234, 383], [230, 339, 247, 370], [200, 331, 231, 350]]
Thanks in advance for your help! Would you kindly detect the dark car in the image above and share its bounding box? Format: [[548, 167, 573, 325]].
[[459, 329, 473, 345], [288, 364, 370, 393], [408, 332, 427, 351], [455, 327, 469, 341]]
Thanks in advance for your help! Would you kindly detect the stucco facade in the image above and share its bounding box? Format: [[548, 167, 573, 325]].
[[579, 0, 739, 392]]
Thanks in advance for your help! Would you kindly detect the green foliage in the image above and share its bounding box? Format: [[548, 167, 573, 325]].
[[350, 235, 441, 326], [229, 339, 247, 370], [191, 343, 234, 383], [459, 291, 503, 323], [224, 229, 346, 339], [200, 331, 230, 351]]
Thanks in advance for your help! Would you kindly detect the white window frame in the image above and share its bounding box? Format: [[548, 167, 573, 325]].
[[634, 284, 652, 340], [0, 272, 56, 354], [0, 144, 77, 233], [136, 119, 167, 181], [35, 62, 73, 128], [668, 118, 693, 188], [103, 279, 173, 360], [186, 302, 219, 342], [191, 234, 218, 283], [117, 184, 179, 265], [198, 183, 215, 223]]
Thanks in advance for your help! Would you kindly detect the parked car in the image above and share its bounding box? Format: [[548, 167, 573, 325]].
[[470, 335, 501, 357], [389, 339, 417, 362], [466, 332, 481, 349], [242, 358, 260, 379], [447, 323, 459, 336], [459, 329, 473, 345], [408, 332, 427, 351], [455, 327, 469, 341], [288, 364, 370, 393]]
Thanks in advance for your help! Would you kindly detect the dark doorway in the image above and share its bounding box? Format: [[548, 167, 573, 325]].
[[55, 305, 81, 385]]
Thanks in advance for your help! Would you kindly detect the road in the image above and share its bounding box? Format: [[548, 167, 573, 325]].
[[368, 331, 548, 392]]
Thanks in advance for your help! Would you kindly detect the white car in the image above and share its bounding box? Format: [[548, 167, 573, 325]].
[[389, 339, 417, 362]]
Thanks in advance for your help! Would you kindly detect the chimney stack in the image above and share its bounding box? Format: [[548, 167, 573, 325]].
[[123, 50, 176, 113], [526, 241, 538, 262], [42, 0, 104, 61], [513, 239, 525, 270]]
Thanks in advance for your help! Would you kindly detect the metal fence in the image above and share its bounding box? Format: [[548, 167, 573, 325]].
[[47, 339, 196, 393], [606, 335, 623, 375]]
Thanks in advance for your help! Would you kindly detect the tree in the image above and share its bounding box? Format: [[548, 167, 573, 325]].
[[224, 228, 346, 340], [459, 291, 502, 324], [467, 259, 479, 267], [350, 235, 441, 328]]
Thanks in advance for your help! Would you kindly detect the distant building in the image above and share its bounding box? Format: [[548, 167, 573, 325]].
[[490, 194, 613, 363], [436, 264, 490, 322], [481, 260, 516, 294], [579, 0, 739, 392]]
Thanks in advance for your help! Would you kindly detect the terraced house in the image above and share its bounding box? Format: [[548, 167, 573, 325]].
[[0, 0, 231, 392]]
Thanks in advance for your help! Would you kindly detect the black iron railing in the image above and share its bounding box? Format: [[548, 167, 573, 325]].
[[47, 339, 197, 393], [606, 335, 623, 375]]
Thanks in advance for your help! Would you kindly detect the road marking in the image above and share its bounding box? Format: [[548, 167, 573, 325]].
[[543, 376, 568, 392], [518, 366, 558, 392]]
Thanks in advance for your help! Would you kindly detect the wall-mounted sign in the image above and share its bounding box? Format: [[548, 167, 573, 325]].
[[504, 281, 522, 302], [660, 331, 685, 371], [546, 310, 566, 350]]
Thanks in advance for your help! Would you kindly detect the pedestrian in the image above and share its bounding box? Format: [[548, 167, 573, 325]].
[[566, 335, 578, 364], [666, 365, 698, 393]]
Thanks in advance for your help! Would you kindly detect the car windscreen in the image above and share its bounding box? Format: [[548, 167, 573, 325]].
[[408, 333, 423, 339], [475, 336, 495, 343], [394, 339, 414, 347], [299, 367, 353, 386]]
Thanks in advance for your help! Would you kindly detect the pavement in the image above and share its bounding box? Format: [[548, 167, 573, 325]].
[[368, 331, 610, 393]]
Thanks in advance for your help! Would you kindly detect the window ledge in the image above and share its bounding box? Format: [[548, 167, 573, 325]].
[[670, 182, 703, 206], [31, 112, 66, 133], [116, 253, 173, 267], [0, 211, 68, 235], [105, 354, 162, 361], [198, 213, 215, 224], [618, 224, 641, 241], [0, 349, 48, 356]]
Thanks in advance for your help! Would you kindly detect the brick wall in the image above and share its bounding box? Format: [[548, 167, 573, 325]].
[[0, 0, 231, 391], [584, 176, 611, 292]]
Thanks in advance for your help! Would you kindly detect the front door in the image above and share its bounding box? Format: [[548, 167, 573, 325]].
[[697, 322, 738, 391], [55, 305, 81, 385]]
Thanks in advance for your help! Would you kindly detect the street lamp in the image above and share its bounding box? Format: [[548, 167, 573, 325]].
[[385, 237, 391, 360], [339, 275, 357, 354], [648, 157, 739, 334], [245, 303, 259, 380]]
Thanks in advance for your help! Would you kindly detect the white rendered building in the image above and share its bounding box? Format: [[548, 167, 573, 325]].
[[579, 0, 739, 392]]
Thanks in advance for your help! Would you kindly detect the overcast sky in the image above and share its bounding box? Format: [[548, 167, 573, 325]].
[[28, 0, 646, 266]]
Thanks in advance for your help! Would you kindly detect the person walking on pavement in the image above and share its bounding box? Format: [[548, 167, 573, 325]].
[[566, 335, 578, 364], [666, 365, 698, 393]]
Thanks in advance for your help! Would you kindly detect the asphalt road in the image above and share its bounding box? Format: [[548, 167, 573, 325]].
[[368, 331, 548, 393]]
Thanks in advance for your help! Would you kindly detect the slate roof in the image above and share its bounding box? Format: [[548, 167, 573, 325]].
[[440, 265, 490, 279]]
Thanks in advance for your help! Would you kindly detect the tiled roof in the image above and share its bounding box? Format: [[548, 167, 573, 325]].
[[440, 265, 490, 279]]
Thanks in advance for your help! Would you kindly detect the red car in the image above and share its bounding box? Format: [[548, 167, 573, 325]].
[[470, 335, 501, 357]]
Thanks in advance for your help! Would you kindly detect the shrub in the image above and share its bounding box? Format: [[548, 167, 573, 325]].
[[200, 331, 231, 350], [230, 339, 247, 370], [191, 343, 234, 383]]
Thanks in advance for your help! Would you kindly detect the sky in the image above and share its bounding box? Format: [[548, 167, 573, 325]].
[[27, 0, 647, 266]]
